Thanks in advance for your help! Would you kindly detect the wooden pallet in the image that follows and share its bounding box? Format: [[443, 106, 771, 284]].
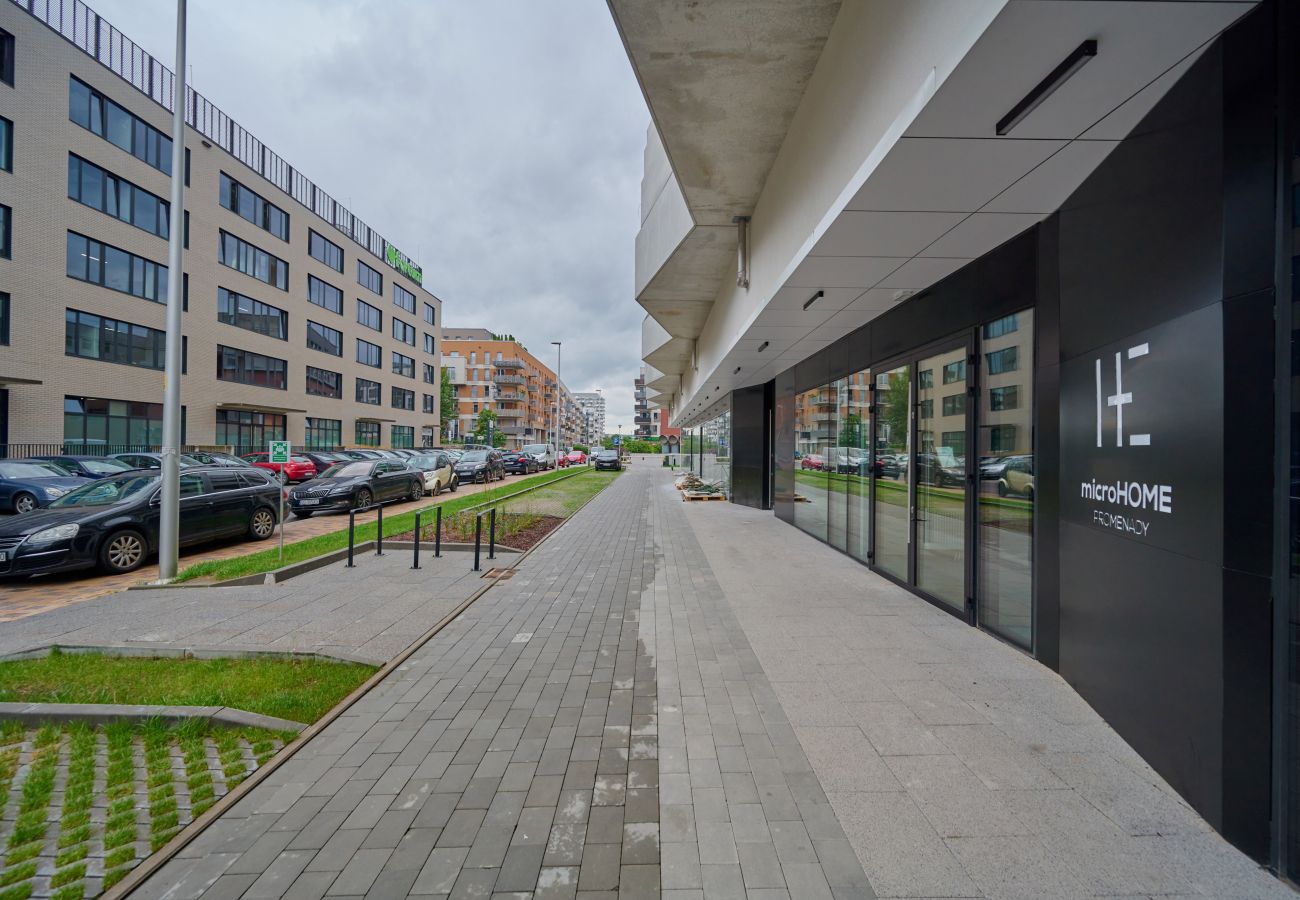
[[683, 492, 726, 502]]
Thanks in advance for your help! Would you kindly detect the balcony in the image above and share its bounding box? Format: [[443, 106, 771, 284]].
[[634, 415, 652, 425], [500, 426, 526, 436], [495, 392, 523, 402], [496, 358, 525, 369], [494, 373, 526, 387]]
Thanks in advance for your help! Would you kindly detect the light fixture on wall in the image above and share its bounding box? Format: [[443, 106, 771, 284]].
[[733, 367, 741, 375], [996, 39, 1097, 136], [758, 341, 769, 352], [802, 290, 824, 311]]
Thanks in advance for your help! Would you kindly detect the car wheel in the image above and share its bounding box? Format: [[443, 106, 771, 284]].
[[409, 480, 424, 501], [12, 492, 37, 514], [1024, 485, 1035, 501], [249, 507, 276, 540], [997, 481, 1008, 498], [431, 479, 441, 497], [354, 488, 373, 510], [100, 528, 147, 574], [449, 476, 458, 492]]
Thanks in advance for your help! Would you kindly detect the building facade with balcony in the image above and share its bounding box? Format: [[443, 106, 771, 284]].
[[632, 367, 651, 438], [573, 392, 605, 446], [0, 1, 441, 455], [441, 328, 564, 449]]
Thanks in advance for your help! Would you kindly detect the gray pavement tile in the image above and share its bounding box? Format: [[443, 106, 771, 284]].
[[494, 844, 546, 892], [280, 870, 337, 900], [617, 863, 660, 899], [586, 805, 624, 842], [326, 847, 391, 895], [699, 863, 747, 900], [660, 840, 701, 890], [438, 808, 487, 848], [576, 841, 621, 892], [534, 866, 579, 899], [544, 823, 587, 867], [412, 846, 470, 895], [737, 841, 787, 890], [448, 866, 497, 899]]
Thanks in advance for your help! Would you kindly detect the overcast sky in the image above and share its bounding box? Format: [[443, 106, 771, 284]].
[[90, 0, 650, 433]]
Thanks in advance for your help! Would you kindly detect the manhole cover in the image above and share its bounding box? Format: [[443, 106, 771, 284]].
[[482, 568, 515, 580]]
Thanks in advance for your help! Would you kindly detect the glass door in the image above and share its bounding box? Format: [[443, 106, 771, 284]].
[[914, 346, 969, 612], [872, 364, 910, 581]]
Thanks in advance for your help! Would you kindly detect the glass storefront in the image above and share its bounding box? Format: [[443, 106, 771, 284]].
[[690, 406, 732, 497], [873, 363, 910, 581]]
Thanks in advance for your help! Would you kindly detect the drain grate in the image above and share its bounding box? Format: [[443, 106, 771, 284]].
[[482, 568, 515, 580]]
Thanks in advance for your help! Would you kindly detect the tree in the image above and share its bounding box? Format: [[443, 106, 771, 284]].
[[439, 367, 456, 441], [881, 370, 909, 451], [838, 413, 865, 449], [471, 408, 506, 448]]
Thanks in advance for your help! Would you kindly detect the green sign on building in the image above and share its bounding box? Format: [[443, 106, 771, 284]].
[[385, 242, 423, 286]]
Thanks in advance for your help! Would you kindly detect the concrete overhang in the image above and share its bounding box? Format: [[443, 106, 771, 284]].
[[651, 0, 1256, 428]]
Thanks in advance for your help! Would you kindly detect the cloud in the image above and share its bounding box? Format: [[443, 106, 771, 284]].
[[90, 0, 649, 431]]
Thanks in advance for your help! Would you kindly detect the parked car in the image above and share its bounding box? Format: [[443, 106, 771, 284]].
[[185, 450, 252, 468], [593, 449, 622, 471], [407, 452, 458, 495], [522, 443, 556, 470], [800, 454, 824, 471], [998, 455, 1034, 499], [287, 459, 423, 517], [0, 466, 282, 577], [109, 452, 203, 470], [339, 449, 383, 460], [555, 452, 569, 468], [501, 451, 540, 476], [454, 449, 506, 484], [301, 451, 350, 472], [29, 455, 135, 480], [0, 461, 92, 514], [460, 443, 491, 452], [875, 454, 901, 479], [565, 450, 588, 466], [240, 452, 318, 483], [915, 452, 964, 488]]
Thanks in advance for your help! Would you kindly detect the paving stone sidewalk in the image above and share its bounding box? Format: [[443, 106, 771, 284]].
[[134, 462, 869, 898]]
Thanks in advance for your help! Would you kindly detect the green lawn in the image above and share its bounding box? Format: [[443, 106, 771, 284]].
[[174, 466, 589, 584], [0, 651, 374, 725]]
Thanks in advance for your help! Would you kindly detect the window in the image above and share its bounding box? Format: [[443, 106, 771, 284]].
[[356, 339, 381, 368], [983, 313, 1019, 339], [308, 229, 343, 272], [355, 421, 380, 447], [217, 288, 286, 340], [0, 204, 9, 258], [66, 232, 168, 302], [392, 386, 414, 411], [919, 369, 934, 389], [470, 352, 477, 365], [216, 409, 285, 454], [470, 385, 478, 399], [391, 425, 414, 449], [65, 309, 183, 372], [392, 352, 415, 378], [393, 283, 416, 314], [216, 345, 287, 389], [219, 230, 288, 290], [423, 393, 435, 413], [305, 417, 341, 449], [392, 318, 416, 346], [918, 399, 933, 419], [989, 385, 1019, 411], [357, 260, 382, 294], [941, 431, 966, 457], [423, 363, 436, 385], [306, 320, 343, 357], [356, 378, 381, 405], [306, 366, 342, 399], [423, 303, 435, 325], [495, 352, 502, 362], [424, 333, 435, 355], [357, 299, 381, 331], [0, 29, 13, 88], [68, 77, 172, 175], [307, 275, 343, 314], [64, 396, 173, 449], [0, 292, 7, 345], [0, 117, 11, 172], [986, 346, 1019, 374], [942, 360, 966, 384], [68, 155, 171, 239], [219, 172, 289, 240], [941, 394, 966, 417], [988, 425, 1018, 453]]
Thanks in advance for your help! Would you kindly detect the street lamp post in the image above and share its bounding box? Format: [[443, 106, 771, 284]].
[[551, 341, 561, 450], [157, 0, 188, 582]]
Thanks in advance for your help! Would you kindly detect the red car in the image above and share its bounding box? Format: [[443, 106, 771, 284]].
[[241, 452, 318, 482], [565, 450, 588, 465], [800, 454, 824, 471], [555, 453, 569, 468]]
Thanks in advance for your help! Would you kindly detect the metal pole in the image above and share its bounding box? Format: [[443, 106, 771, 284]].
[[411, 511, 421, 570], [488, 508, 496, 560], [473, 513, 482, 571], [157, 0, 187, 582], [551, 341, 561, 454], [346, 509, 355, 567], [278, 472, 285, 566], [434, 507, 442, 557], [375, 502, 384, 556]]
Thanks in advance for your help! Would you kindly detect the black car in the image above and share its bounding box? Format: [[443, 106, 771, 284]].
[[300, 451, 350, 472], [184, 450, 253, 468], [287, 459, 423, 517], [593, 449, 622, 471], [29, 455, 137, 480], [454, 450, 505, 484], [501, 451, 539, 475], [0, 466, 283, 578]]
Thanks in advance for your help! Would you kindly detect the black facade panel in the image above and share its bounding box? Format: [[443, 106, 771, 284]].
[[1034, 214, 1061, 668], [730, 384, 768, 509], [1223, 289, 1276, 577], [1222, 566, 1273, 859]]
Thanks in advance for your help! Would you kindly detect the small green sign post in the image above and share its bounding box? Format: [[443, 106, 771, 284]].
[[269, 440, 290, 563], [269, 440, 290, 464]]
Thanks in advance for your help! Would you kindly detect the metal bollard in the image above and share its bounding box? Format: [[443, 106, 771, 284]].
[[473, 513, 482, 572], [434, 507, 442, 558], [346, 509, 356, 567], [488, 507, 496, 560], [375, 502, 384, 556], [411, 511, 421, 570]]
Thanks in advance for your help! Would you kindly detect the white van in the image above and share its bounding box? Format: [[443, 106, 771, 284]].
[[522, 443, 556, 470]]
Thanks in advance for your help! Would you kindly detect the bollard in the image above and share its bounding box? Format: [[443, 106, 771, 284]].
[[473, 513, 483, 572], [346, 509, 356, 567], [434, 506, 442, 558], [488, 507, 497, 560], [411, 511, 421, 570], [375, 502, 384, 556]]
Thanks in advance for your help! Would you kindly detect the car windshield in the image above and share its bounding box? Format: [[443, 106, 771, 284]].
[[460, 451, 488, 463], [320, 462, 371, 478], [596, 450, 617, 459], [410, 455, 440, 468], [522, 445, 546, 454], [0, 462, 66, 479], [49, 474, 157, 508], [79, 458, 133, 475]]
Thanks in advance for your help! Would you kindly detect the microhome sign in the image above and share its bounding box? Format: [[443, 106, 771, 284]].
[[1060, 305, 1222, 561], [384, 242, 423, 286]]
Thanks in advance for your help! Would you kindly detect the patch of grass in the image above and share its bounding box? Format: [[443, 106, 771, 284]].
[[173, 465, 585, 583], [0, 881, 33, 900], [103, 845, 134, 869], [50, 884, 84, 900], [4, 842, 40, 866], [55, 824, 90, 850], [48, 863, 84, 889], [0, 651, 375, 725], [102, 866, 129, 891], [0, 863, 35, 888], [101, 826, 137, 852], [54, 843, 87, 868]]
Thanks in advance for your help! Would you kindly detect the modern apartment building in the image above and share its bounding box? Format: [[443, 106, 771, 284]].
[[441, 328, 566, 449], [573, 391, 605, 446], [632, 367, 650, 438], [0, 1, 441, 454], [616, 0, 1300, 879]]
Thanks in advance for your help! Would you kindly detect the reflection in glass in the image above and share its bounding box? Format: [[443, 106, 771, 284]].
[[694, 405, 732, 498], [793, 386, 830, 542], [873, 364, 910, 581], [977, 309, 1034, 646], [841, 369, 871, 562], [916, 347, 967, 610]]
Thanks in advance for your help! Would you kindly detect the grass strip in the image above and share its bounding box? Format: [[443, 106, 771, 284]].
[[0, 651, 374, 725], [0, 881, 32, 899], [143, 725, 180, 853], [173, 465, 585, 583]]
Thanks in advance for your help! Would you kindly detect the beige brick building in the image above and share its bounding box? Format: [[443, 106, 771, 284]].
[[0, 2, 441, 454]]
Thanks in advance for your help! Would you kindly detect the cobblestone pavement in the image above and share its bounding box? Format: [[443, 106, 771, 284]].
[[0, 548, 492, 665], [0, 473, 520, 624]]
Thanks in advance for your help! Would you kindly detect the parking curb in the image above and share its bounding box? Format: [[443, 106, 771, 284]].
[[0, 702, 306, 733]]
